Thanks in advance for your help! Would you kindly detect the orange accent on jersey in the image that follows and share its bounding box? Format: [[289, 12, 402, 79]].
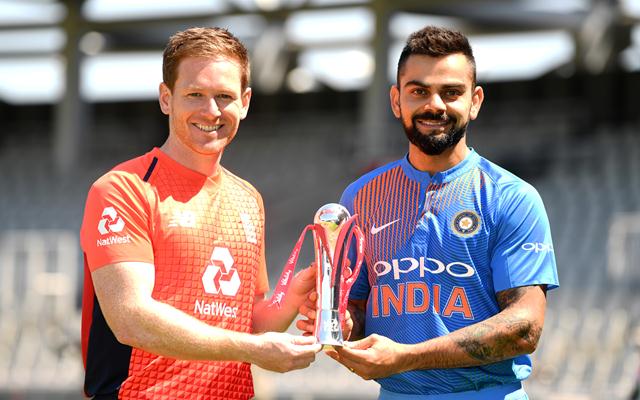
[[422, 168, 483, 215], [353, 165, 421, 287], [371, 285, 379, 317], [381, 284, 404, 317], [433, 284, 441, 314], [442, 286, 473, 319], [80, 148, 268, 399], [406, 282, 429, 313]]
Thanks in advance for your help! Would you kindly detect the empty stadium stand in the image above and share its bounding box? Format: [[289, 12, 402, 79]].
[[0, 102, 638, 399]]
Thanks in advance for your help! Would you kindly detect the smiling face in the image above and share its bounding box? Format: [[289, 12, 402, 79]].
[[390, 53, 483, 156], [159, 56, 251, 158]]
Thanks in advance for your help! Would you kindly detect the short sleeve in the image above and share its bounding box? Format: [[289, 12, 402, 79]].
[[491, 183, 559, 292], [80, 172, 154, 271]]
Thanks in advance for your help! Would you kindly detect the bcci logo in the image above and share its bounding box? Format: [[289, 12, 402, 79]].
[[202, 247, 241, 297], [452, 210, 481, 238]]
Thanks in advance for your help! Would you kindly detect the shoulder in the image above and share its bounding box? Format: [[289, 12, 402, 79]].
[[476, 156, 541, 202], [341, 159, 403, 204], [475, 156, 546, 222], [89, 153, 155, 196], [221, 167, 263, 202]]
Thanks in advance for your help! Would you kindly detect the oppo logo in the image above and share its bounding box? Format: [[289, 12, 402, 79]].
[[521, 242, 554, 253], [373, 257, 475, 280]]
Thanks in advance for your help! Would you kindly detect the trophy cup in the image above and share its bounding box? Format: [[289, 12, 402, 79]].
[[313, 203, 358, 349], [268, 203, 363, 349]]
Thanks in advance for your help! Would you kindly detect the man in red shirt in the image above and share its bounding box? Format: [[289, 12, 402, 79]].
[[80, 27, 321, 400]]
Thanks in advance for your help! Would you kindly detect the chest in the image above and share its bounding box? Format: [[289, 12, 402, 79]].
[[147, 183, 263, 304], [357, 174, 497, 266]]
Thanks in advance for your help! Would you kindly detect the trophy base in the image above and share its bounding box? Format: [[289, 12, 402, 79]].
[[320, 340, 343, 352]]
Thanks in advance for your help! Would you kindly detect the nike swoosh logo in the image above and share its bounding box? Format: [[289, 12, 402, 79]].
[[370, 219, 400, 235]]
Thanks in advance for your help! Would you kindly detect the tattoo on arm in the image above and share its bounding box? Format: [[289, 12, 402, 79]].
[[453, 286, 544, 364], [496, 287, 527, 309]]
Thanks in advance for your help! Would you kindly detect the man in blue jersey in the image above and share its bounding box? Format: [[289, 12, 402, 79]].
[[318, 25, 558, 399]]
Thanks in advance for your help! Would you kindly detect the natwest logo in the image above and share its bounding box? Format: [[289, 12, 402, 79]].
[[374, 257, 475, 280], [96, 206, 131, 247], [98, 206, 125, 235], [202, 247, 241, 297]]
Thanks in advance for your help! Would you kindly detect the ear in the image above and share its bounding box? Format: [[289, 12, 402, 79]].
[[389, 84, 401, 118], [469, 85, 484, 120], [239, 87, 252, 120], [158, 82, 171, 115]]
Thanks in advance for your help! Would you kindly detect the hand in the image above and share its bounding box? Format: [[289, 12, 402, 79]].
[[295, 290, 317, 336], [296, 295, 353, 340], [295, 262, 354, 338], [327, 334, 409, 380], [250, 332, 321, 373], [286, 264, 316, 309], [342, 309, 353, 340]]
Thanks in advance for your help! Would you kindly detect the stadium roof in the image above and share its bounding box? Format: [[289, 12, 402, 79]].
[[0, 0, 638, 104]]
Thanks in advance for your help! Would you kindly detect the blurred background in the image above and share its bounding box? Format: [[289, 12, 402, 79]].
[[1, 0, 639, 399]]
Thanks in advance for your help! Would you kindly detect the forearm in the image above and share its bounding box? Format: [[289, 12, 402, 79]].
[[112, 297, 259, 362], [253, 265, 317, 333], [405, 308, 541, 370], [252, 296, 300, 333]]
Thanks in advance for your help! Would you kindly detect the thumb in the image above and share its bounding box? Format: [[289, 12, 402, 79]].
[[290, 334, 318, 346], [344, 335, 374, 350]]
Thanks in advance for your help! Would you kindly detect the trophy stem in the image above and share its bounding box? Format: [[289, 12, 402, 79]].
[[317, 309, 343, 349]]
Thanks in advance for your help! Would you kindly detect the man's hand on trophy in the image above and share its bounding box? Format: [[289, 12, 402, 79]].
[[327, 334, 410, 380], [249, 332, 322, 372], [296, 293, 354, 340], [285, 264, 316, 308], [341, 309, 354, 340], [295, 290, 317, 336]]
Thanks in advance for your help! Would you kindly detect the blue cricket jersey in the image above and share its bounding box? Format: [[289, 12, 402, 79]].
[[340, 149, 559, 396]]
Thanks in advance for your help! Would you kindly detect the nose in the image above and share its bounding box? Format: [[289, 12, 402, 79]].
[[202, 97, 222, 117], [424, 94, 446, 113]]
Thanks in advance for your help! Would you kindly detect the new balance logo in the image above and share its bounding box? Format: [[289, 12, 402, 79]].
[[370, 219, 400, 235], [168, 210, 196, 228]]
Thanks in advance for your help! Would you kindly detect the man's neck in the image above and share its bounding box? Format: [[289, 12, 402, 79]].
[[160, 139, 223, 177], [407, 141, 469, 176]]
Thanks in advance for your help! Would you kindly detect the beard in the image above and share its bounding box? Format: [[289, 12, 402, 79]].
[[401, 110, 467, 156]]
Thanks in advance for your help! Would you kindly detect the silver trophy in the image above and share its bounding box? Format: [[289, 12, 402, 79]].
[[313, 203, 351, 348]]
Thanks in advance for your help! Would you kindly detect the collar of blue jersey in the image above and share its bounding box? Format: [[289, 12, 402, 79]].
[[400, 147, 480, 185]]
